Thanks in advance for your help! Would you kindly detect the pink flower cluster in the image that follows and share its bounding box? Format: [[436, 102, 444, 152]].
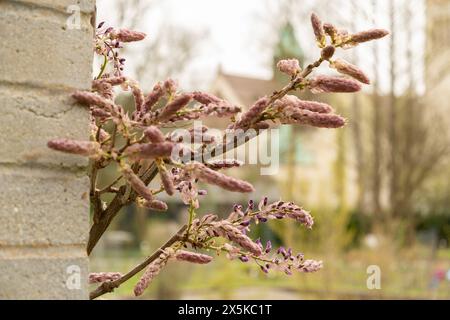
[[89, 272, 122, 284], [183, 198, 321, 276]]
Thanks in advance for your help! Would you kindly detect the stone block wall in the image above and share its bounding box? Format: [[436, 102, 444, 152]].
[[0, 0, 95, 299]]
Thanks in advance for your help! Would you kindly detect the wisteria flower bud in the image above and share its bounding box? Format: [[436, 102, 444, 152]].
[[276, 59, 301, 77], [283, 109, 345, 128], [110, 28, 146, 42], [192, 91, 222, 105], [175, 250, 213, 264], [173, 126, 216, 144], [239, 255, 249, 263], [212, 221, 262, 256], [234, 97, 269, 129], [253, 121, 271, 130], [323, 23, 338, 41], [142, 199, 168, 211], [158, 93, 193, 121], [311, 13, 326, 48], [134, 248, 174, 296], [260, 265, 269, 274], [265, 240, 272, 253], [89, 272, 122, 284], [258, 200, 314, 228], [163, 78, 178, 95], [47, 139, 101, 158], [124, 142, 174, 159], [144, 126, 165, 143], [308, 75, 362, 93], [205, 101, 241, 118], [143, 82, 164, 113], [299, 259, 323, 272], [321, 45, 335, 60], [187, 162, 254, 193], [350, 29, 389, 43], [286, 208, 314, 228], [92, 81, 114, 100], [206, 159, 243, 170], [91, 107, 110, 119], [330, 59, 370, 84], [129, 80, 145, 112], [121, 165, 154, 201], [275, 95, 334, 114], [159, 166, 175, 195], [72, 91, 114, 110], [94, 76, 127, 86]]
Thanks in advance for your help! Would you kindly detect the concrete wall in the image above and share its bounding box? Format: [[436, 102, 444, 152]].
[[0, 0, 95, 299]]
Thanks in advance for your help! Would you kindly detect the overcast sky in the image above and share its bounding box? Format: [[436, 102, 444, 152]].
[[97, 0, 425, 94]]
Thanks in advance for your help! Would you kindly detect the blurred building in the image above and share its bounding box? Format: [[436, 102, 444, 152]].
[[426, 0, 450, 94]]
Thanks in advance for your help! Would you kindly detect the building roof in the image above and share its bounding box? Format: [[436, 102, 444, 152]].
[[211, 69, 280, 107]]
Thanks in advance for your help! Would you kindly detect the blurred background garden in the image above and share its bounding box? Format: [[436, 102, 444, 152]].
[[90, 0, 450, 299]]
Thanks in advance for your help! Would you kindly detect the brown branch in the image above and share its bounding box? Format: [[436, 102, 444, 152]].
[[90, 163, 103, 224], [89, 225, 187, 300], [87, 163, 159, 255]]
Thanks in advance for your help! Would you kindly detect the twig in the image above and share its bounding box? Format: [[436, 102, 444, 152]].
[[90, 164, 103, 223], [87, 163, 159, 255], [89, 225, 187, 299]]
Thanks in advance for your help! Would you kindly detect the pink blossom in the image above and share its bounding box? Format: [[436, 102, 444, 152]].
[[212, 221, 262, 256], [175, 250, 213, 264], [282, 108, 346, 128], [206, 159, 243, 170], [323, 23, 338, 40], [72, 91, 114, 110], [158, 167, 175, 196], [92, 81, 114, 100], [351, 29, 389, 43], [93, 76, 127, 86], [192, 91, 222, 105], [144, 126, 165, 143], [121, 165, 154, 201], [124, 142, 174, 159], [111, 29, 146, 42], [134, 248, 174, 296], [234, 97, 269, 129], [331, 58, 370, 84], [311, 13, 326, 47], [89, 272, 122, 284], [142, 199, 168, 211], [275, 95, 334, 114], [308, 75, 362, 93], [90, 107, 110, 119], [157, 93, 193, 121], [276, 59, 301, 77], [143, 82, 165, 113], [299, 259, 323, 272], [129, 80, 145, 111], [47, 139, 101, 158], [187, 162, 254, 193], [163, 78, 178, 95]]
